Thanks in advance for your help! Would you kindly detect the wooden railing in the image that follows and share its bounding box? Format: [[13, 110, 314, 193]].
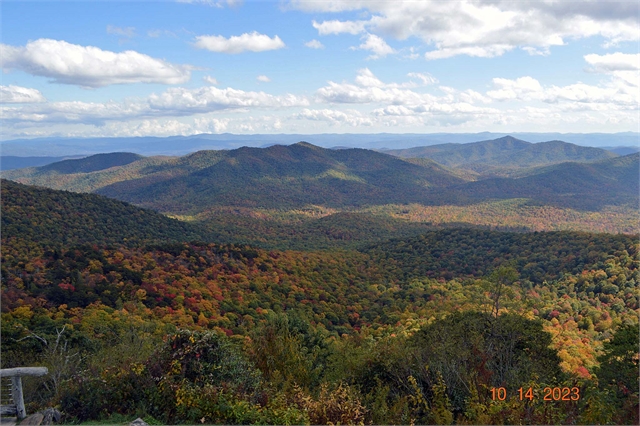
[[0, 367, 48, 420]]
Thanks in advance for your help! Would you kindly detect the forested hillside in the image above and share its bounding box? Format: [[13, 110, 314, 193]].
[[1, 179, 638, 424], [1, 179, 206, 246]]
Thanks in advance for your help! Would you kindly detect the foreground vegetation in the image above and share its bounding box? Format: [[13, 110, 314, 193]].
[[2, 234, 638, 424]]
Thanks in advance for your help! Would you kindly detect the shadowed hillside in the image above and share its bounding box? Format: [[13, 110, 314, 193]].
[[0, 179, 206, 246]]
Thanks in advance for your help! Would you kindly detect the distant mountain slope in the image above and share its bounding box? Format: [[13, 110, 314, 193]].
[[0, 179, 205, 246], [38, 152, 144, 174], [426, 153, 639, 210], [383, 136, 618, 172], [0, 155, 87, 171], [1, 154, 178, 193], [602, 146, 640, 156]]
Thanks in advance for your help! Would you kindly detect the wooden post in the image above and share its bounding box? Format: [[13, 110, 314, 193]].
[[0, 367, 48, 420], [11, 376, 25, 420]]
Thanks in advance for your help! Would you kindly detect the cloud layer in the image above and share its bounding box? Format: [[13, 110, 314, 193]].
[[295, 0, 639, 59]]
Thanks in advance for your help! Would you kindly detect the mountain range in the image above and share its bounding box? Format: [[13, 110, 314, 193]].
[[1, 132, 637, 157], [3, 136, 638, 218]]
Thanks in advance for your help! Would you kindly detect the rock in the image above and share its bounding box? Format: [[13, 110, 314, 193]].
[[18, 413, 43, 425], [40, 409, 60, 425], [18, 409, 60, 426], [130, 418, 149, 426]]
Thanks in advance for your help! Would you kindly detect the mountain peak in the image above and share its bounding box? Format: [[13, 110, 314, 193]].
[[293, 141, 322, 149]]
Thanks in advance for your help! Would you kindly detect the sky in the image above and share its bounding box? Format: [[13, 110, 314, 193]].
[[1, 0, 639, 139]]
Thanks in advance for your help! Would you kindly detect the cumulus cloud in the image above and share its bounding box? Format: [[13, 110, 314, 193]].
[[0, 39, 192, 87], [293, 0, 639, 59], [194, 31, 285, 53], [351, 33, 395, 59], [0, 85, 47, 103], [257, 75, 271, 82], [305, 39, 324, 49]]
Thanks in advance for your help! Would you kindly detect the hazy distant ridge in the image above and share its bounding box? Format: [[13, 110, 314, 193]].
[[2, 132, 637, 156], [381, 136, 618, 172]]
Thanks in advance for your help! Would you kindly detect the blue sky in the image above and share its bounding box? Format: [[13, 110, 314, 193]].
[[1, 0, 638, 139]]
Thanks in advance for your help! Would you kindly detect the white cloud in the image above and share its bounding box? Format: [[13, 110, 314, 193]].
[[584, 52, 640, 72], [0, 85, 46, 103], [0, 39, 192, 87], [424, 45, 514, 60], [485, 73, 638, 110], [295, 108, 372, 126], [312, 19, 367, 35], [257, 75, 271, 82], [292, 1, 639, 59], [351, 33, 395, 59], [203, 75, 219, 85], [317, 68, 434, 104], [584, 52, 640, 88], [147, 86, 307, 113], [194, 31, 285, 53], [305, 39, 324, 49], [107, 25, 136, 38], [487, 77, 544, 101], [194, 117, 229, 133], [353, 68, 384, 88]]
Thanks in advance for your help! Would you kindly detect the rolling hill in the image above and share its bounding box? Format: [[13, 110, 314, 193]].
[[424, 153, 640, 210], [382, 136, 618, 175], [0, 179, 207, 247]]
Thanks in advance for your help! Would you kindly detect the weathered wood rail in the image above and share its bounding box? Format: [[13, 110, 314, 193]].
[[0, 367, 48, 420]]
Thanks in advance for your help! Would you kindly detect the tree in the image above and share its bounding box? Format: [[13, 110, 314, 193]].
[[408, 311, 564, 416], [596, 323, 639, 424]]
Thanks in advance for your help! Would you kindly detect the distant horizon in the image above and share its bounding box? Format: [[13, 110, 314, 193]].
[[2, 131, 639, 159], [3, 130, 639, 141]]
